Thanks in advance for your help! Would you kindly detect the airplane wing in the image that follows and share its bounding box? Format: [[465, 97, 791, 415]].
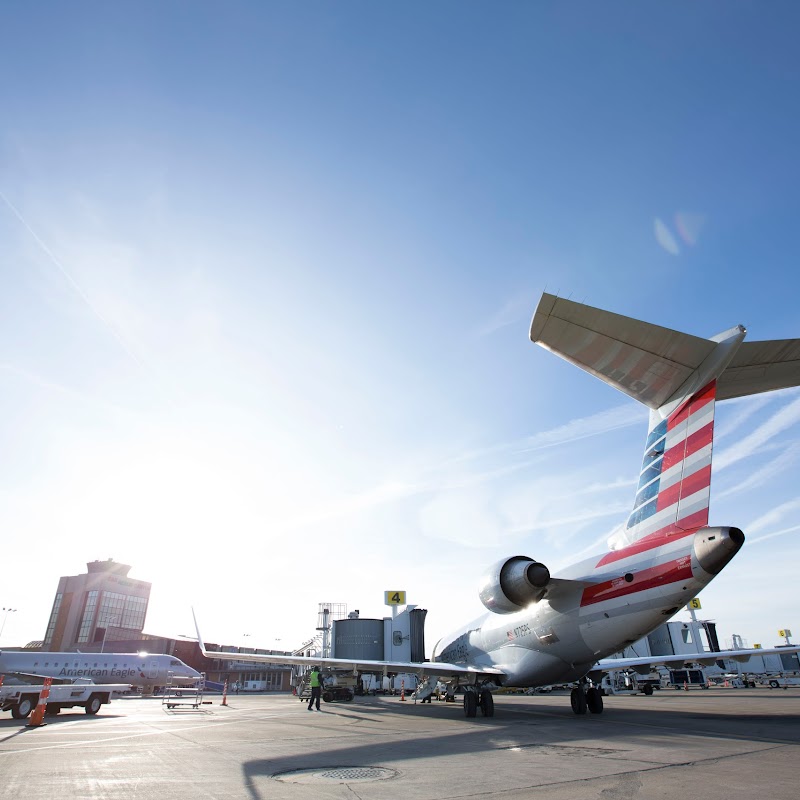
[[596, 644, 800, 671], [192, 610, 505, 680]]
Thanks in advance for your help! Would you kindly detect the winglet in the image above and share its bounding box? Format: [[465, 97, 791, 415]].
[[191, 607, 209, 657]]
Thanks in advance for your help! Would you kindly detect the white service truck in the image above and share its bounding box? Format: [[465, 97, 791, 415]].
[[0, 678, 131, 719]]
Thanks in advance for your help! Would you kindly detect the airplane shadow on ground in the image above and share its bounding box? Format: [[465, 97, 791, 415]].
[[239, 693, 800, 800]]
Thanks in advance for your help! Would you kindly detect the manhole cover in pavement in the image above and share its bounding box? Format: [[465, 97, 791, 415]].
[[273, 766, 399, 784]]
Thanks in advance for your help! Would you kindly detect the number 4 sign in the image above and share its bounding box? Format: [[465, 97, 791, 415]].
[[384, 591, 406, 605]]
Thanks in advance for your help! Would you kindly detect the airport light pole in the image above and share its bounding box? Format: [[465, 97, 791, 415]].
[[0, 607, 17, 642]]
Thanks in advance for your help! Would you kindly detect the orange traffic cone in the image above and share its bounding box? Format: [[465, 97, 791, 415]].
[[683, 681, 688, 691], [400, 679, 405, 701], [27, 677, 52, 728]]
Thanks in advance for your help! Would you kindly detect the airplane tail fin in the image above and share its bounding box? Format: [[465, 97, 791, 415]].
[[530, 293, 800, 548]]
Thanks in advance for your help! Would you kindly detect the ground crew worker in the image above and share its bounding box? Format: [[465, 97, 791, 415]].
[[307, 666, 323, 711]]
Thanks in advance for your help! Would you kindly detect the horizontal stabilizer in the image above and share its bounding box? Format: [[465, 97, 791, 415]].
[[530, 293, 714, 410], [530, 293, 800, 411], [717, 339, 800, 400]]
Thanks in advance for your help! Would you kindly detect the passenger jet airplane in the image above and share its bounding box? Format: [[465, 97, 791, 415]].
[[196, 293, 800, 717], [0, 649, 202, 693]]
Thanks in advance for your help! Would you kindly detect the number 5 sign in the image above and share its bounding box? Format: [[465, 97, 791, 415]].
[[384, 591, 406, 606]]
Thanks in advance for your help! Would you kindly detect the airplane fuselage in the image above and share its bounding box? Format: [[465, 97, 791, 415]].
[[431, 525, 743, 687], [0, 650, 202, 690]]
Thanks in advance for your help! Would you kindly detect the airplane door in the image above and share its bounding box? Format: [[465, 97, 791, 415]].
[[147, 660, 159, 679]]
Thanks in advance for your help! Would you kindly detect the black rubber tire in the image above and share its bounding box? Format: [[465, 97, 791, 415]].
[[11, 697, 34, 719], [642, 684, 654, 696], [322, 691, 333, 703], [570, 687, 588, 715], [479, 689, 495, 717], [85, 695, 102, 715], [463, 692, 477, 718], [586, 687, 604, 714]]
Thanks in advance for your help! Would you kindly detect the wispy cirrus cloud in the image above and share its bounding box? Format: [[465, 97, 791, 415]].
[[276, 404, 641, 540], [475, 294, 534, 338], [714, 393, 800, 471], [716, 441, 800, 499], [515, 403, 641, 453], [745, 497, 800, 535]]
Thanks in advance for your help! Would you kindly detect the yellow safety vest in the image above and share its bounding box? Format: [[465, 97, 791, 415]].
[[310, 670, 321, 687]]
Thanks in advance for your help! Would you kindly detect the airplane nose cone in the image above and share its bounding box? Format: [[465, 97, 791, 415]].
[[693, 526, 745, 575]]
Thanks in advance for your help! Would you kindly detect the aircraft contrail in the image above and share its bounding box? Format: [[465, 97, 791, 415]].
[[0, 188, 144, 368]]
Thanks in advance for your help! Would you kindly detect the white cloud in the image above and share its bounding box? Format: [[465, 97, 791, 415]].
[[714, 395, 800, 471], [516, 403, 641, 453], [746, 497, 800, 535]]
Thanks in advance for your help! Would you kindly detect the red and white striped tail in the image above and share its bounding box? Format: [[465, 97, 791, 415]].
[[619, 381, 717, 548]]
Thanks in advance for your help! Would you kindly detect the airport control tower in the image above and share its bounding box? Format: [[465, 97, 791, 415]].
[[42, 559, 151, 651]]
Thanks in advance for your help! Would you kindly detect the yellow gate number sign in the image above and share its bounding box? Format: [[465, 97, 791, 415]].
[[384, 591, 406, 606], [779, 629, 792, 638], [688, 598, 702, 609]]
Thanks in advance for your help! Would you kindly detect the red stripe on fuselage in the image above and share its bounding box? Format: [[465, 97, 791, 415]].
[[656, 464, 712, 512], [597, 526, 698, 566], [580, 556, 694, 607]]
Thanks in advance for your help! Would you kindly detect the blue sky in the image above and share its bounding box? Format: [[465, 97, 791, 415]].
[[1, 1, 799, 654]]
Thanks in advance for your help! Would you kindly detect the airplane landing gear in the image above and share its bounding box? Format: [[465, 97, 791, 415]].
[[479, 689, 495, 717], [586, 686, 603, 714], [463, 691, 477, 718], [571, 683, 603, 715], [570, 686, 587, 714]]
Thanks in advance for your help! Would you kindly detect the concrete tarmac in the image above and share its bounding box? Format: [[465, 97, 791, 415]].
[[1, 687, 798, 799]]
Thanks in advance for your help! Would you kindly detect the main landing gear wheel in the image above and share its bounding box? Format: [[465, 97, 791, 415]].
[[570, 687, 588, 715], [479, 689, 495, 717], [586, 687, 604, 714], [463, 691, 477, 718]]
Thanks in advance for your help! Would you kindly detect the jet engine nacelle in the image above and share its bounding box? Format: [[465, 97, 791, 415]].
[[478, 555, 551, 614]]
